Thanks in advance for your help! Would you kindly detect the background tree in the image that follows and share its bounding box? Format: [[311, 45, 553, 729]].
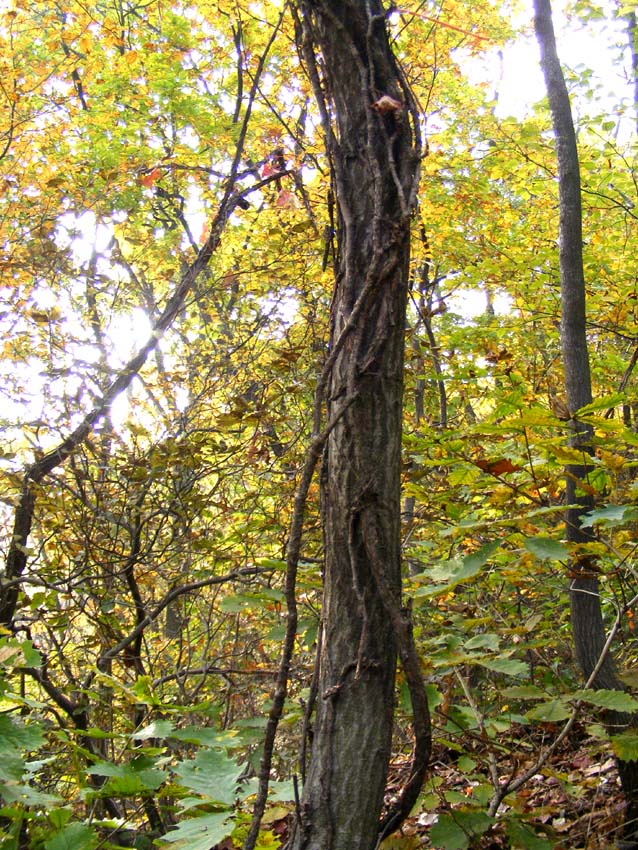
[[534, 0, 638, 841]]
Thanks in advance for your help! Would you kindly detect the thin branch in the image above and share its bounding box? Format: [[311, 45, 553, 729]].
[[83, 566, 270, 691], [487, 589, 638, 816], [242, 392, 358, 850], [0, 7, 287, 629]]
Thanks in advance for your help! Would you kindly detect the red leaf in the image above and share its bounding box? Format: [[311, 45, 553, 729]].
[[275, 189, 298, 209]]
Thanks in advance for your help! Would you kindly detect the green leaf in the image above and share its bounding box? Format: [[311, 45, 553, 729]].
[[45, 823, 98, 850], [131, 676, 160, 706], [82, 727, 117, 740], [256, 558, 287, 570], [525, 699, 571, 722], [516, 409, 558, 427], [462, 540, 501, 572], [1, 782, 60, 806], [131, 720, 175, 740], [430, 810, 493, 849], [506, 818, 553, 849], [174, 748, 242, 806], [19, 640, 41, 668], [576, 394, 625, 416], [413, 541, 500, 598], [87, 757, 164, 794], [219, 593, 255, 613], [87, 762, 125, 777], [170, 726, 239, 748], [268, 779, 295, 802], [523, 536, 569, 561], [543, 444, 590, 464], [290, 220, 313, 233], [159, 812, 235, 850], [0, 753, 26, 782], [414, 556, 489, 599], [580, 504, 638, 528], [572, 688, 638, 712], [501, 685, 546, 700], [465, 633, 499, 651], [430, 816, 470, 850], [610, 731, 638, 761], [0, 715, 44, 754], [425, 684, 444, 711], [47, 808, 72, 830], [105, 774, 157, 796], [478, 658, 528, 677]]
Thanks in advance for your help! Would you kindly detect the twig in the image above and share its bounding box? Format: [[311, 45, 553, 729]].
[[242, 392, 358, 850], [487, 589, 638, 816]]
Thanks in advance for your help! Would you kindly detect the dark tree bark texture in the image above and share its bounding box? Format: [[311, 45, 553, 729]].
[[289, 3, 430, 849], [534, 1, 638, 843]]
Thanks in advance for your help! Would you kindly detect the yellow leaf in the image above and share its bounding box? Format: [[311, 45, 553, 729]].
[[546, 444, 592, 464], [597, 449, 626, 471]]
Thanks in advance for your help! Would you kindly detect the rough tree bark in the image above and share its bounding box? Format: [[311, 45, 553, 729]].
[[534, 1, 638, 844], [285, 3, 430, 850]]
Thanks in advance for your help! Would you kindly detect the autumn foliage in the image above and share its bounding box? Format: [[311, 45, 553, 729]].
[[1, 1, 638, 849]]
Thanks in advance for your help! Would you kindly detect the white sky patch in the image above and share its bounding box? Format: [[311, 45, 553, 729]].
[[457, 1, 632, 123], [50, 213, 164, 433], [55, 211, 115, 265], [448, 288, 513, 319], [105, 308, 153, 368], [105, 309, 157, 430]]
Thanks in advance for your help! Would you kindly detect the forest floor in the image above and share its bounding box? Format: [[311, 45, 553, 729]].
[[254, 729, 629, 849], [405, 742, 624, 848]]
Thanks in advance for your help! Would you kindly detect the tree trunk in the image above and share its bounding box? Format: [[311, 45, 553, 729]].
[[289, 3, 430, 849], [534, 1, 638, 843]]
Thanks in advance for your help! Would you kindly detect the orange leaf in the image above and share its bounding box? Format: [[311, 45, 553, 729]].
[[139, 167, 161, 187], [475, 458, 521, 476], [550, 396, 571, 420]]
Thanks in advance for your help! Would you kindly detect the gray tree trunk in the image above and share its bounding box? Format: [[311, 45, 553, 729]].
[[289, 2, 430, 848], [534, 1, 638, 843]]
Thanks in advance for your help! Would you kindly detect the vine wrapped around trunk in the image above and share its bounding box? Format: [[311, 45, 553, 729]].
[[286, 3, 431, 849]]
